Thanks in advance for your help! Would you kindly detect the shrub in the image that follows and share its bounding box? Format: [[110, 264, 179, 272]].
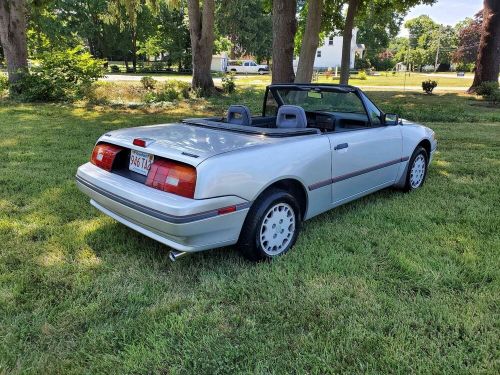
[[221, 73, 236, 94], [110, 65, 120, 73], [144, 80, 191, 103], [0, 74, 8, 92], [140, 76, 157, 90], [358, 70, 367, 80], [422, 80, 438, 94], [476, 81, 500, 103], [11, 47, 104, 101]]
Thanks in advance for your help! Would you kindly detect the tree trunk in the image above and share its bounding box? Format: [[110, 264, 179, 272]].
[[131, 29, 137, 72], [272, 0, 297, 83], [187, 0, 215, 96], [339, 0, 359, 85], [469, 0, 500, 92], [295, 0, 323, 83], [0, 0, 28, 84]]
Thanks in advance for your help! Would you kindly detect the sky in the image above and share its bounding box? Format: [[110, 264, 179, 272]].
[[399, 0, 484, 36]]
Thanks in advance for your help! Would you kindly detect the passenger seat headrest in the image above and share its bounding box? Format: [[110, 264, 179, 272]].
[[227, 105, 252, 126], [276, 105, 307, 129]]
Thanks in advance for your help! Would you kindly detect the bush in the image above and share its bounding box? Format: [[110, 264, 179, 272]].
[[11, 47, 104, 101], [143, 80, 191, 103], [358, 70, 367, 80], [0, 74, 8, 92], [221, 73, 236, 94], [140, 76, 157, 90], [110, 65, 120, 73], [476, 81, 500, 102], [422, 80, 438, 94]]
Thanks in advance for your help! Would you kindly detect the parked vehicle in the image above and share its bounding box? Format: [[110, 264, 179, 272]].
[[76, 84, 436, 261], [226, 60, 269, 75]]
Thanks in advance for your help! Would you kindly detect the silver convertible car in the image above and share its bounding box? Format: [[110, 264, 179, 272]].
[[76, 84, 436, 261]]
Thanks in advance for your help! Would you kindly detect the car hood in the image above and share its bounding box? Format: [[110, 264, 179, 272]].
[[98, 122, 276, 166]]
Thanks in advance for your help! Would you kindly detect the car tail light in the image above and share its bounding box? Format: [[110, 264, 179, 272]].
[[146, 159, 197, 198], [91, 143, 123, 171]]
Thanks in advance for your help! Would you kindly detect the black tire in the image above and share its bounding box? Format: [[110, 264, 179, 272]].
[[238, 188, 302, 261], [403, 146, 428, 192]]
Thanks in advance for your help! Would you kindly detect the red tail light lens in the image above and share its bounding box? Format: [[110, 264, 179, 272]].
[[146, 160, 197, 198], [90, 143, 122, 171]]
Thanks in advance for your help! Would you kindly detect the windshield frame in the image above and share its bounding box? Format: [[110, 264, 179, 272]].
[[263, 84, 386, 128]]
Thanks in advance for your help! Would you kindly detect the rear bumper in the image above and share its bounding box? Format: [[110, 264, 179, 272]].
[[76, 163, 250, 252]]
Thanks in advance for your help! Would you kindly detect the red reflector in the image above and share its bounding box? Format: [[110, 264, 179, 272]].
[[90, 143, 122, 171], [145, 159, 196, 198], [133, 138, 146, 147], [217, 205, 237, 215]]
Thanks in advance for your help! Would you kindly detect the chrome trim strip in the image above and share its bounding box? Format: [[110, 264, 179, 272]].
[[76, 175, 251, 224], [308, 157, 410, 191]]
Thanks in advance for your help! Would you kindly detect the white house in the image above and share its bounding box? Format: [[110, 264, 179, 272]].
[[293, 29, 365, 70]]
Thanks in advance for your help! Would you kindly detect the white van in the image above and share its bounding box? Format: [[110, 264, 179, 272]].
[[226, 60, 269, 75]]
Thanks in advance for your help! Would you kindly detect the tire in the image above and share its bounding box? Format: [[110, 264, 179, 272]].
[[404, 146, 428, 192], [258, 69, 265, 75], [238, 188, 302, 261]]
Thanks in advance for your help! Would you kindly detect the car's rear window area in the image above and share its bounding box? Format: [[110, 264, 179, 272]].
[[277, 89, 366, 114]]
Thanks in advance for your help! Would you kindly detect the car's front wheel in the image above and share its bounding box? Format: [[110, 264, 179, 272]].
[[238, 188, 301, 261], [404, 146, 428, 191]]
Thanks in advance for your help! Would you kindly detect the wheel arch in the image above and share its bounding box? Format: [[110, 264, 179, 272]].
[[253, 178, 308, 220], [417, 138, 432, 162]]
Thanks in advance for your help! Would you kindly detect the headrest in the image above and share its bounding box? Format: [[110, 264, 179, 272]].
[[227, 105, 252, 126], [276, 105, 307, 129]]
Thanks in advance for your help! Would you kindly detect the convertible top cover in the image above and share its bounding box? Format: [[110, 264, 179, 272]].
[[182, 118, 320, 137]]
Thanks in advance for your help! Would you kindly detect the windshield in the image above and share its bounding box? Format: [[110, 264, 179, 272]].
[[276, 88, 366, 114]]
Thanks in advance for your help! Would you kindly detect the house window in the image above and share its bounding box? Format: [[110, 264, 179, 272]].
[[328, 35, 334, 45], [317, 50, 322, 58]]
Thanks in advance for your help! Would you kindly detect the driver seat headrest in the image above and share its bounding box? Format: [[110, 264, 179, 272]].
[[227, 105, 252, 126]]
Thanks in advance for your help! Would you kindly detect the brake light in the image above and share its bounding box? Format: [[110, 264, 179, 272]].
[[146, 159, 197, 198], [133, 138, 146, 147], [91, 143, 122, 171]]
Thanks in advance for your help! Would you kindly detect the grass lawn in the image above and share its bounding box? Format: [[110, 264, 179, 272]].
[[0, 90, 499, 374]]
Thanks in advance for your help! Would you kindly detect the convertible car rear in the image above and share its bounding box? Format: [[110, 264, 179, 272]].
[[76, 83, 437, 261]]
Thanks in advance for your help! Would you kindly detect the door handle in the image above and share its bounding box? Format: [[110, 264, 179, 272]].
[[334, 143, 348, 150]]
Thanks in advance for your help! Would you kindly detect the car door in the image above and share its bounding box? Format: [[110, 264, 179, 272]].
[[327, 94, 402, 204]]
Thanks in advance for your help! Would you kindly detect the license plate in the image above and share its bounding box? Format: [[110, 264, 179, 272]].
[[129, 150, 154, 176]]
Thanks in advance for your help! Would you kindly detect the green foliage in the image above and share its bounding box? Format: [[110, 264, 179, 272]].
[[221, 73, 236, 94], [11, 47, 104, 102], [422, 80, 438, 94], [0, 74, 8, 92], [110, 64, 121, 73], [358, 71, 368, 80], [476, 81, 500, 102], [140, 76, 157, 90], [143, 80, 191, 103], [355, 56, 371, 70]]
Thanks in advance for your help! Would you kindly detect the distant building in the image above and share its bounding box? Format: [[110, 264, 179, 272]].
[[293, 29, 365, 70]]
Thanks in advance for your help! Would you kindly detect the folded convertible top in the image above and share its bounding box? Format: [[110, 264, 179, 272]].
[[182, 118, 320, 137]]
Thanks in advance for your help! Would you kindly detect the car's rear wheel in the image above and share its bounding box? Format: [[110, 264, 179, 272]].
[[404, 146, 428, 191], [238, 188, 301, 261], [258, 69, 265, 75]]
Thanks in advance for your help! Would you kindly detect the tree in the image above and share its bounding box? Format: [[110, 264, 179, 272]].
[[339, 0, 436, 84], [0, 0, 29, 84], [272, 0, 297, 83], [339, 0, 359, 84], [452, 14, 482, 68], [215, 0, 272, 62], [187, 0, 216, 95], [469, 0, 500, 92], [105, 0, 157, 72], [294, 0, 323, 83]]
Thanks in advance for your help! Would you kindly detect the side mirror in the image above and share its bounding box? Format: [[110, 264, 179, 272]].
[[382, 113, 399, 125]]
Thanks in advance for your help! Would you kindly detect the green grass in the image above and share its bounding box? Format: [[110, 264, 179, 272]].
[[0, 90, 499, 374]]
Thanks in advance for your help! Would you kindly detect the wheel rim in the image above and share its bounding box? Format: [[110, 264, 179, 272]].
[[259, 202, 296, 256], [410, 154, 426, 188]]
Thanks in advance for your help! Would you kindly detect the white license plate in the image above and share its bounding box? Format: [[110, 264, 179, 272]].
[[129, 150, 154, 176]]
